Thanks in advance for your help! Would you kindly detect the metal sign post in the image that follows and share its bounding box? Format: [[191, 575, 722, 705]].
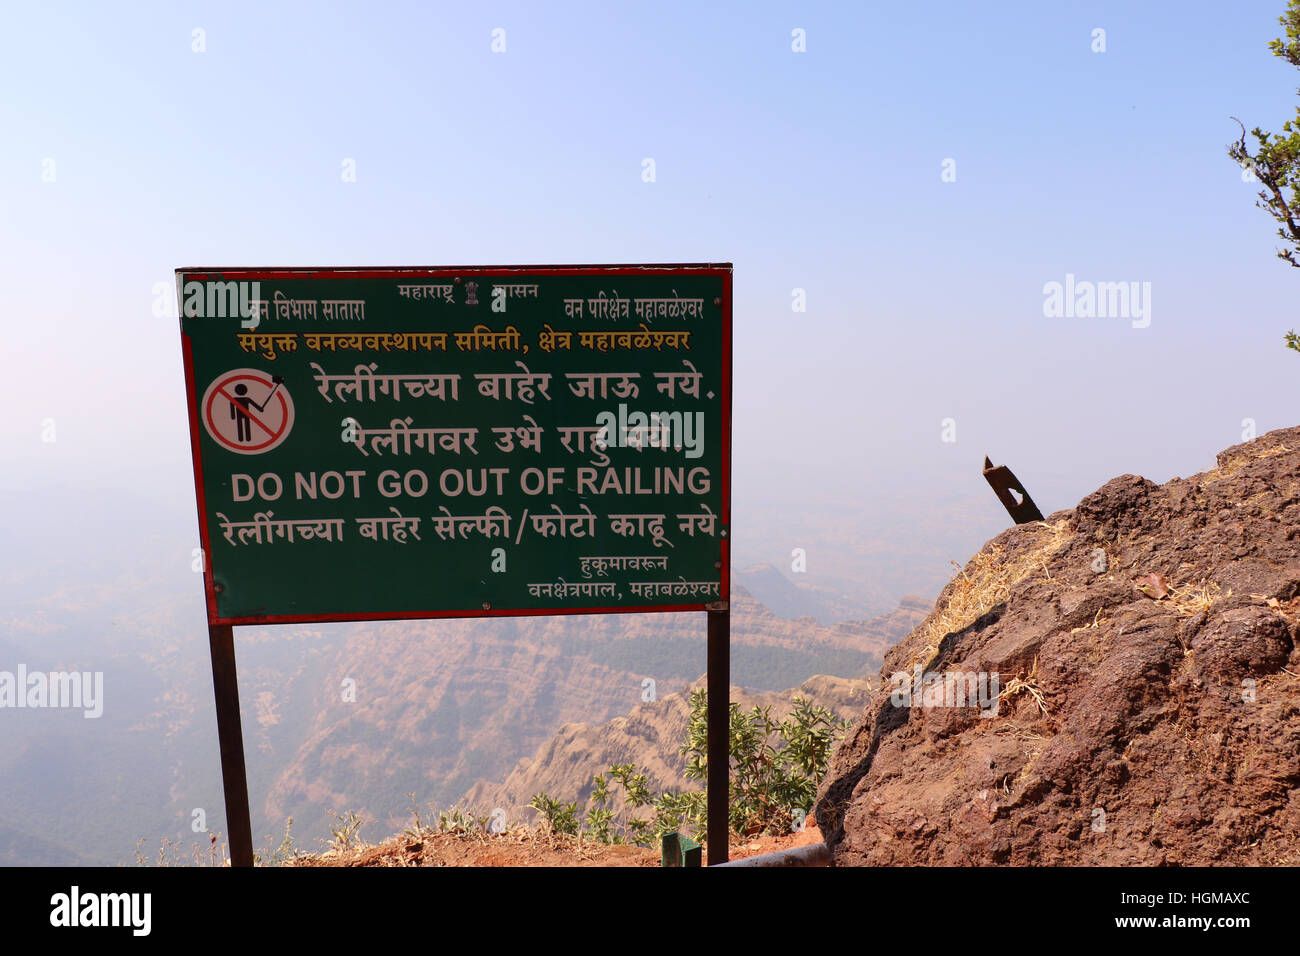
[[706, 603, 730, 865], [178, 264, 732, 867], [206, 624, 254, 867]]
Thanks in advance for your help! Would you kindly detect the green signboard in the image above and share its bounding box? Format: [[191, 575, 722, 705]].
[[178, 265, 731, 625]]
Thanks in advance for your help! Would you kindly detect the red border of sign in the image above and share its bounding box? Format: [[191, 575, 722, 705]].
[[178, 264, 732, 627]]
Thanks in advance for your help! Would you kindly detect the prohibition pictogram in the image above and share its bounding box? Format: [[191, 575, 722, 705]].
[[201, 368, 295, 454]]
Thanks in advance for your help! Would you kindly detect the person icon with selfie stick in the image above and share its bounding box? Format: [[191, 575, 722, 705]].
[[230, 374, 285, 444]]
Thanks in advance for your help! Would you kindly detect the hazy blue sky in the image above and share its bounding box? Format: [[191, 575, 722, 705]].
[[2, 0, 1297, 598]]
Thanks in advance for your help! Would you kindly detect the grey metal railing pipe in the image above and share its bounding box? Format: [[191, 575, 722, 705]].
[[712, 842, 830, 867]]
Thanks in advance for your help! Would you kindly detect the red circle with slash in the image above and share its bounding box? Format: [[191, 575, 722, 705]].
[[201, 368, 295, 454]]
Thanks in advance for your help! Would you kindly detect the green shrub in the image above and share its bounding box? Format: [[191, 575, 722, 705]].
[[532, 689, 850, 846]]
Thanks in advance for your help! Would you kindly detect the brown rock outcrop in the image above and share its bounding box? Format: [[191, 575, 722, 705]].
[[816, 427, 1300, 865]]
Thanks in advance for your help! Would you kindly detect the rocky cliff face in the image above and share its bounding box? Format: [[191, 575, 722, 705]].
[[260, 585, 925, 838], [462, 673, 875, 820], [816, 427, 1300, 865]]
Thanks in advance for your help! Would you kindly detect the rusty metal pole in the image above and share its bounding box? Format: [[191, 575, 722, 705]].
[[982, 456, 1045, 524], [706, 605, 729, 865], [208, 624, 254, 867]]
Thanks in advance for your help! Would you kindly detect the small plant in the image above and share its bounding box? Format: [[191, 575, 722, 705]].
[[999, 659, 1050, 718], [650, 790, 706, 840], [324, 809, 365, 852], [435, 805, 493, 835], [255, 817, 298, 866], [134, 831, 229, 867], [529, 793, 580, 835], [403, 793, 429, 839], [584, 773, 618, 843]]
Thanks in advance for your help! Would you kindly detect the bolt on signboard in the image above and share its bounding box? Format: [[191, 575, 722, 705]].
[[177, 264, 733, 864]]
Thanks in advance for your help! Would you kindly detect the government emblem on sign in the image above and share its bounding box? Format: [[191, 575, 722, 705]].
[[200, 368, 294, 454]]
